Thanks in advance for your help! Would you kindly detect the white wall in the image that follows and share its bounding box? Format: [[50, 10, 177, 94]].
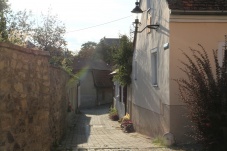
[[113, 81, 125, 118], [132, 0, 170, 114], [79, 70, 97, 108]]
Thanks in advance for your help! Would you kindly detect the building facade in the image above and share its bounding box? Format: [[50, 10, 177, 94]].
[[128, 0, 227, 143]]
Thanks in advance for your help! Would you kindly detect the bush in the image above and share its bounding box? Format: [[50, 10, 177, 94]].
[[109, 107, 119, 121], [113, 35, 133, 86], [176, 44, 227, 150]]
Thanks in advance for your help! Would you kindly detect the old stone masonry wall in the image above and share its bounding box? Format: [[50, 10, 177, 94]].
[[0, 43, 69, 151]]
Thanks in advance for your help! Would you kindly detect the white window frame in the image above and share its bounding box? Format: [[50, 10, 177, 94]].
[[151, 48, 158, 86]]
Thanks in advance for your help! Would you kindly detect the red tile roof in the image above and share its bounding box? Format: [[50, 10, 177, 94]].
[[167, 0, 227, 11]]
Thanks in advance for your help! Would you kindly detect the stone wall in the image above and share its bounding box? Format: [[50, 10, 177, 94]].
[[0, 43, 69, 151]]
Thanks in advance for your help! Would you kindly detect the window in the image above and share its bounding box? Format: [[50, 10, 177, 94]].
[[151, 48, 158, 86], [134, 61, 137, 80], [123, 86, 127, 104], [119, 86, 122, 102]]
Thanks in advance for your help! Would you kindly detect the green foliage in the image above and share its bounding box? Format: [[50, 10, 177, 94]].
[[113, 35, 133, 86], [32, 10, 66, 52], [31, 10, 67, 66], [6, 10, 34, 45], [0, 0, 9, 41], [177, 44, 227, 150], [95, 39, 116, 65], [152, 136, 167, 147], [75, 39, 116, 66], [76, 41, 97, 60], [0, 0, 9, 12], [81, 41, 97, 51], [0, 1, 34, 44], [109, 107, 119, 121], [109, 107, 118, 114], [61, 58, 73, 73], [0, 13, 8, 41], [61, 56, 80, 91], [1, 5, 68, 66], [0, 3, 76, 78], [49, 56, 63, 66]]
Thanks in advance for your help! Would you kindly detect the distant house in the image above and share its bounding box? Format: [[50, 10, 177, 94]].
[[103, 37, 120, 47], [116, 0, 227, 143], [73, 59, 113, 108], [93, 70, 113, 105]]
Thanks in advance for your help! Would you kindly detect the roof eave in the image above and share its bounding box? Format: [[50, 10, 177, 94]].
[[171, 10, 227, 15]]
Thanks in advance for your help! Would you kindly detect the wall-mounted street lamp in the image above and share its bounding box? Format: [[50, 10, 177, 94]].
[[131, 1, 160, 33]]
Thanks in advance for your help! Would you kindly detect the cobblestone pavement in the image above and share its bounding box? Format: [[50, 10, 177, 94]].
[[57, 105, 200, 151]]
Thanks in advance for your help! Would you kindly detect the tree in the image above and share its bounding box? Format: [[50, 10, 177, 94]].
[[0, 0, 9, 12], [0, 0, 10, 41], [76, 41, 97, 60], [0, 4, 70, 67], [95, 39, 116, 65], [113, 35, 133, 86], [0, 0, 34, 45], [32, 11, 67, 53], [76, 39, 117, 64], [6, 10, 34, 45]]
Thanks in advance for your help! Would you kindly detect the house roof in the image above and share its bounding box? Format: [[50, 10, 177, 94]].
[[167, 0, 227, 11], [72, 59, 111, 72], [103, 37, 120, 46], [92, 70, 113, 88]]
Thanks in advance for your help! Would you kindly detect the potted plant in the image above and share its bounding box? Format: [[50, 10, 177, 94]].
[[120, 113, 134, 133], [109, 107, 119, 121]]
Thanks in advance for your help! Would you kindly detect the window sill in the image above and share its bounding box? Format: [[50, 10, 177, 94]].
[[152, 84, 158, 87]]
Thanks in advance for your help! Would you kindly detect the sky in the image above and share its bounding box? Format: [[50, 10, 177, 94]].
[[8, 0, 135, 52]]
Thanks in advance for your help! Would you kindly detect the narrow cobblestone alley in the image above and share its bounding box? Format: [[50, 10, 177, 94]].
[[57, 105, 199, 151]]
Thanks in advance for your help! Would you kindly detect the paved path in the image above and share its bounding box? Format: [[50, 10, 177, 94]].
[[57, 105, 199, 151]]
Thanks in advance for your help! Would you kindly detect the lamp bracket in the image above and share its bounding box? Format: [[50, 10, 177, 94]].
[[147, 24, 160, 29], [137, 24, 160, 33]]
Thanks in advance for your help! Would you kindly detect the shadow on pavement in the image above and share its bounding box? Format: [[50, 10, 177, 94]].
[[79, 104, 111, 116], [74, 113, 91, 145], [74, 104, 110, 145], [169, 143, 203, 151]]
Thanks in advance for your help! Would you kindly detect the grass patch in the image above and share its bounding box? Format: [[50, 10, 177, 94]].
[[152, 136, 167, 147]]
